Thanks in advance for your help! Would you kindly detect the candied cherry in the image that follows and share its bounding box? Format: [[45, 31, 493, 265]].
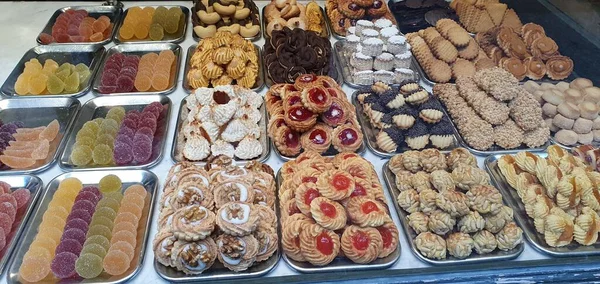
[[302, 176, 317, 183], [361, 201, 379, 214], [320, 202, 337, 218], [351, 184, 367, 197], [309, 129, 328, 144], [303, 188, 320, 205], [316, 232, 334, 255], [323, 103, 344, 123], [352, 231, 370, 250], [284, 129, 300, 148]]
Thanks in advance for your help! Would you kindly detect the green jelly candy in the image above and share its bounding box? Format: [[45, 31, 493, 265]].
[[92, 144, 113, 165], [90, 215, 114, 231], [75, 136, 95, 148], [81, 243, 108, 258], [64, 72, 80, 93], [47, 74, 65, 94], [99, 174, 122, 193], [56, 62, 72, 75], [95, 134, 115, 149], [86, 224, 112, 240], [75, 253, 104, 279], [97, 198, 121, 213], [103, 192, 124, 203], [84, 235, 110, 251], [148, 23, 164, 41], [78, 69, 91, 89], [100, 119, 119, 134], [75, 63, 89, 73], [95, 206, 117, 220], [92, 118, 105, 126], [71, 145, 93, 166]]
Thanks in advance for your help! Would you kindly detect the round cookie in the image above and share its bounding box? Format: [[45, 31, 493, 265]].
[[557, 102, 580, 119], [570, 78, 593, 90], [573, 117, 593, 134], [579, 132, 594, 144], [552, 114, 574, 130], [554, 129, 579, 145]]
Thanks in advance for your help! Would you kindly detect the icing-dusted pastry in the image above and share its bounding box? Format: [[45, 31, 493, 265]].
[[341, 225, 383, 264], [171, 238, 218, 275], [299, 223, 340, 266], [171, 205, 216, 241], [216, 201, 259, 236]]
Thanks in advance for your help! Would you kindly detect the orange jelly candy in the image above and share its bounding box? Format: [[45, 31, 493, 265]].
[[19, 257, 51, 282], [151, 73, 169, 91], [110, 230, 136, 247], [102, 250, 131, 276], [109, 241, 135, 261]]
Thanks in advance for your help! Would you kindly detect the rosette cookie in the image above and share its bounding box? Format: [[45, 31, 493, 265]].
[[282, 216, 314, 262], [171, 238, 218, 275], [171, 205, 216, 241], [216, 201, 259, 236], [310, 197, 347, 230], [216, 234, 259, 271], [299, 223, 341, 266], [347, 196, 391, 227], [341, 225, 384, 264], [316, 170, 355, 200], [375, 222, 399, 258]]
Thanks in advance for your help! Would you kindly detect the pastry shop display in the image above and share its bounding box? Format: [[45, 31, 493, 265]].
[[433, 67, 550, 151], [39, 9, 114, 44], [449, 0, 522, 34], [68, 102, 168, 167], [357, 81, 456, 153], [337, 19, 418, 86], [186, 32, 259, 89], [98, 50, 178, 94], [175, 85, 265, 162], [389, 0, 460, 34], [119, 6, 185, 42], [14, 58, 91, 96], [266, 74, 364, 157], [495, 146, 600, 248], [0, 181, 31, 258], [524, 79, 600, 146], [17, 175, 151, 281], [264, 28, 335, 85], [0, 120, 60, 170], [192, 0, 260, 39], [264, 0, 327, 38], [406, 19, 493, 83], [387, 148, 523, 260], [475, 24, 574, 81], [153, 160, 277, 274], [325, 0, 396, 37], [279, 151, 399, 266]]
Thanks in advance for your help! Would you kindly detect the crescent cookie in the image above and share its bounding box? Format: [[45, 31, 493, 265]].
[[216, 202, 259, 236], [346, 196, 392, 227], [341, 225, 384, 264], [299, 223, 341, 266], [171, 205, 216, 241], [309, 197, 347, 230]]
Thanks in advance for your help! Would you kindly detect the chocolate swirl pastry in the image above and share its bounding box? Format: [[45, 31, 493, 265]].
[[264, 28, 333, 84]]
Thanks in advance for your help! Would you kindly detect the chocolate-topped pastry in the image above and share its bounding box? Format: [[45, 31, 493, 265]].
[[265, 28, 333, 84], [429, 117, 454, 148], [389, 0, 456, 34], [406, 119, 430, 149]]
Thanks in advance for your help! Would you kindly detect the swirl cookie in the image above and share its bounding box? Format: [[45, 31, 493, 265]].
[[299, 223, 341, 266], [171, 205, 216, 241]]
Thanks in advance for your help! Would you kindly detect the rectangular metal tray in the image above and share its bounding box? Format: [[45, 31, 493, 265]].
[[275, 170, 400, 273], [113, 5, 189, 44], [261, 6, 330, 40], [352, 91, 462, 157], [382, 161, 524, 265], [192, 1, 261, 42], [37, 5, 122, 46], [59, 95, 171, 171], [1, 45, 105, 98], [182, 44, 265, 93], [0, 97, 80, 175], [7, 169, 158, 284], [336, 41, 421, 88], [0, 175, 43, 276], [485, 152, 600, 257], [92, 43, 182, 96], [171, 95, 270, 165]]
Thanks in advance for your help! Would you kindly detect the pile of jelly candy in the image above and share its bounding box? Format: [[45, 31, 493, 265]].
[[0, 181, 31, 258], [18, 176, 147, 281], [39, 9, 113, 44], [70, 107, 125, 167], [98, 50, 175, 94], [119, 6, 183, 41], [0, 120, 60, 169], [15, 59, 91, 96]]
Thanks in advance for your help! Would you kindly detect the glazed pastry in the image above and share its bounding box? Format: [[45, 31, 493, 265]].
[[316, 170, 355, 200], [171, 205, 216, 241], [415, 232, 446, 260], [216, 234, 259, 271], [216, 201, 259, 236], [347, 196, 391, 227], [299, 223, 340, 266], [171, 238, 218, 275], [310, 197, 347, 230], [341, 225, 383, 264]]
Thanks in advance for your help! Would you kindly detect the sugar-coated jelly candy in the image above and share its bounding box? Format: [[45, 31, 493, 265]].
[[114, 212, 139, 227], [134, 74, 152, 92], [30, 236, 57, 254], [19, 257, 51, 282], [132, 135, 152, 163], [111, 221, 136, 236], [56, 238, 83, 255], [46, 74, 65, 95], [61, 228, 87, 245], [103, 249, 130, 276], [65, 72, 80, 93], [101, 118, 119, 133], [99, 174, 122, 193], [23, 246, 52, 262], [74, 190, 100, 205], [119, 24, 135, 40], [28, 73, 48, 95], [113, 141, 133, 165], [97, 198, 120, 212], [122, 194, 144, 211], [92, 144, 113, 165], [51, 251, 78, 279], [91, 215, 114, 231], [148, 23, 164, 41], [11, 188, 30, 209], [44, 206, 69, 221], [94, 206, 117, 220], [0, 213, 12, 235], [124, 184, 147, 198], [82, 121, 100, 135], [110, 230, 136, 247], [104, 192, 124, 203], [84, 235, 110, 251], [151, 73, 169, 91], [0, 202, 16, 222], [72, 199, 96, 213], [39, 215, 66, 233], [0, 194, 17, 210], [64, 218, 89, 233], [67, 209, 93, 224], [75, 252, 104, 279], [96, 133, 115, 149], [118, 126, 135, 140], [58, 177, 83, 193], [81, 242, 107, 258], [87, 224, 112, 240], [81, 186, 102, 199], [109, 240, 135, 261]]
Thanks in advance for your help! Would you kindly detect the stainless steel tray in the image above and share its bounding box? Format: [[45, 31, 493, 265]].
[[275, 170, 400, 273], [92, 43, 182, 96], [485, 152, 600, 257], [324, 6, 345, 40], [7, 169, 158, 284], [261, 6, 330, 40], [192, 1, 261, 42], [113, 5, 189, 44], [335, 41, 421, 88], [352, 91, 462, 157], [382, 161, 524, 265], [1, 45, 105, 98], [171, 95, 270, 165], [59, 95, 171, 171], [37, 5, 122, 46], [182, 44, 265, 93], [0, 175, 43, 276], [0, 97, 80, 175]]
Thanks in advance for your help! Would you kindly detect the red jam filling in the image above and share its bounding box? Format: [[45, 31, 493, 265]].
[[268, 96, 281, 104], [275, 118, 286, 128], [316, 232, 334, 255], [303, 188, 320, 205], [287, 95, 302, 106], [284, 129, 300, 148], [285, 84, 297, 92], [323, 103, 343, 122], [339, 128, 358, 145], [343, 153, 356, 159], [298, 74, 317, 83], [309, 129, 328, 144], [302, 176, 318, 183], [361, 201, 379, 214], [332, 174, 351, 191], [377, 227, 392, 248], [352, 231, 370, 250], [351, 183, 367, 197], [289, 202, 301, 215], [288, 106, 314, 122], [294, 236, 300, 248], [308, 88, 328, 105], [320, 202, 337, 218], [326, 88, 338, 97]]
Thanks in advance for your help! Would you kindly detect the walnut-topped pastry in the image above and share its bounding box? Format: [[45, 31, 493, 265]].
[[171, 238, 218, 275], [171, 205, 216, 241]]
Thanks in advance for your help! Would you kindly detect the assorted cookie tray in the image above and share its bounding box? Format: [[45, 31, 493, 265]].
[[192, 0, 261, 42], [113, 5, 189, 44], [485, 153, 600, 257], [382, 161, 524, 265]]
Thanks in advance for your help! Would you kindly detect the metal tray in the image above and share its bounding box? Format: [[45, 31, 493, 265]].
[[37, 5, 122, 46], [261, 6, 330, 40], [92, 43, 182, 96], [7, 169, 158, 284], [352, 91, 462, 157], [59, 95, 171, 171], [182, 44, 265, 93], [0, 97, 80, 175], [335, 41, 421, 89], [275, 170, 400, 273], [0, 175, 43, 276], [485, 152, 600, 257], [382, 161, 524, 265], [113, 5, 189, 44], [192, 1, 261, 42], [1, 45, 105, 98], [171, 95, 270, 165]]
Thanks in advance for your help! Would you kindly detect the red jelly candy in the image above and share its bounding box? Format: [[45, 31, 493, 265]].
[[118, 127, 135, 140], [136, 127, 154, 140], [67, 209, 92, 224], [39, 33, 55, 44], [0, 213, 11, 237], [99, 85, 117, 94], [125, 110, 140, 121], [51, 251, 78, 279], [74, 191, 100, 205], [137, 118, 156, 133], [121, 118, 137, 131], [101, 73, 118, 86], [116, 76, 134, 93], [11, 188, 30, 210], [0, 202, 16, 223], [67, 24, 80, 36], [69, 35, 86, 42], [56, 33, 71, 43], [0, 182, 10, 194], [61, 228, 86, 245], [81, 186, 101, 199], [132, 136, 152, 164], [116, 134, 133, 146], [56, 238, 82, 255], [0, 194, 17, 210], [72, 200, 95, 213], [113, 141, 133, 165], [104, 61, 121, 72]]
